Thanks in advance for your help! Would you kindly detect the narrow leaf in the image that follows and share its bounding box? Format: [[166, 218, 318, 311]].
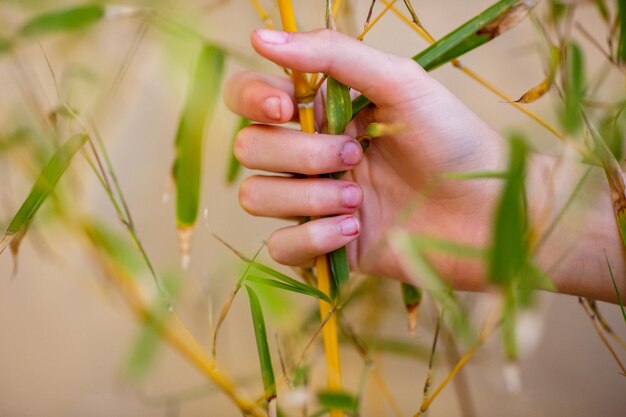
[[245, 286, 277, 403], [174, 44, 225, 227], [401, 283, 422, 333], [489, 134, 528, 286], [440, 170, 508, 180], [250, 262, 331, 304], [0, 134, 87, 257], [326, 76, 353, 291], [246, 275, 331, 302], [561, 42, 584, 134], [317, 390, 357, 413], [19, 4, 105, 37], [515, 47, 559, 104], [605, 252, 626, 325], [226, 117, 250, 184], [353, 0, 537, 115], [618, 0, 626, 65]]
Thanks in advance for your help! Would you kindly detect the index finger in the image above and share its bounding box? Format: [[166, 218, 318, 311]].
[[250, 29, 438, 107]]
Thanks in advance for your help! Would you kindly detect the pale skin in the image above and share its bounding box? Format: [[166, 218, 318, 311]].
[[224, 28, 625, 304]]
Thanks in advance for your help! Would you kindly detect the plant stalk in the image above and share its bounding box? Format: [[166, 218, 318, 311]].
[[276, 2, 344, 416]]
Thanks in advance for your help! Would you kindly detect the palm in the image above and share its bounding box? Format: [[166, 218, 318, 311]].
[[343, 90, 503, 281]]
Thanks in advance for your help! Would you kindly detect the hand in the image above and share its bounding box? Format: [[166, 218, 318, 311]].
[[224, 28, 625, 303], [224, 28, 503, 291]]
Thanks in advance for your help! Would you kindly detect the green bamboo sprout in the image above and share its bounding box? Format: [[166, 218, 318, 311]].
[[353, 0, 536, 116], [245, 285, 277, 416], [173, 43, 225, 268], [326, 76, 353, 292], [0, 133, 87, 259]]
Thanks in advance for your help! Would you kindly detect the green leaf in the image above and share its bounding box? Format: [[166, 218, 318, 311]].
[[489, 134, 528, 286], [226, 117, 250, 184], [618, 0, 626, 64], [501, 286, 518, 360], [353, 0, 531, 115], [407, 234, 486, 259], [561, 42, 584, 134], [392, 231, 473, 342], [317, 390, 357, 413], [19, 4, 105, 38], [245, 275, 331, 303], [174, 44, 225, 227], [326, 77, 353, 290], [329, 246, 350, 291], [245, 286, 277, 402], [249, 262, 331, 304], [0, 134, 87, 257], [401, 282, 422, 332], [605, 252, 626, 325], [440, 170, 508, 180], [124, 274, 182, 380], [326, 77, 352, 135], [401, 282, 422, 308], [83, 220, 144, 275]]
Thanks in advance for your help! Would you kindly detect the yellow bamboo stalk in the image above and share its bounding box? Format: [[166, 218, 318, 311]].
[[276, 2, 344, 416], [249, 0, 276, 29], [380, 0, 565, 141], [96, 255, 266, 417]]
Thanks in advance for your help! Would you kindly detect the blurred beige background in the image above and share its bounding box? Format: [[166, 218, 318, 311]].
[[0, 0, 625, 416]]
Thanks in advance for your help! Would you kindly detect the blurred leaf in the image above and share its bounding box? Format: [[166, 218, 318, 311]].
[[594, 0, 610, 23], [515, 46, 559, 104], [618, 0, 626, 65], [125, 274, 182, 380], [489, 134, 528, 286], [441, 170, 508, 180], [19, 4, 105, 37], [353, 0, 536, 115], [174, 44, 225, 228], [226, 117, 249, 184], [317, 390, 357, 413], [561, 42, 584, 134], [246, 275, 331, 303], [501, 287, 518, 360], [408, 234, 486, 259], [245, 285, 277, 403], [83, 220, 144, 275], [605, 252, 626, 325], [249, 262, 331, 304], [401, 283, 422, 333], [392, 231, 473, 342], [345, 335, 430, 359], [598, 114, 624, 161], [0, 133, 87, 258]]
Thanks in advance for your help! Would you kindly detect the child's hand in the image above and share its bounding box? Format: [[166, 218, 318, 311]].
[[224, 29, 503, 290]]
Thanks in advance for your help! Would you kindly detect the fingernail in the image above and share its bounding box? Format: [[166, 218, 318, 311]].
[[256, 29, 289, 44], [342, 185, 362, 209], [341, 140, 362, 166], [337, 216, 359, 236], [263, 97, 281, 120]]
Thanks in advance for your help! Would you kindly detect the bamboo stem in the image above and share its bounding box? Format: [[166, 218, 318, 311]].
[[357, 0, 397, 41], [380, 0, 565, 141], [94, 252, 266, 417], [276, 2, 344, 416]]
